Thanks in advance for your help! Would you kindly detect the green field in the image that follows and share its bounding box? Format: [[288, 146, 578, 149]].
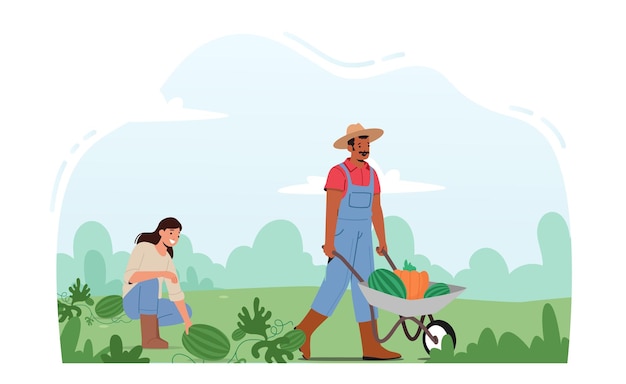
[[61, 286, 571, 363]]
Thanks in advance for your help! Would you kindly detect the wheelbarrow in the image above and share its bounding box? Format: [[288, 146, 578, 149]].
[[330, 248, 465, 354]]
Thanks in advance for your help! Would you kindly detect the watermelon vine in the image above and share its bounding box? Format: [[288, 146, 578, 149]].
[[57, 278, 94, 323], [58, 278, 148, 363], [58, 278, 130, 325], [228, 297, 305, 363]]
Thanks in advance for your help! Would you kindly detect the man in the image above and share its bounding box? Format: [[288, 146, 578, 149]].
[[295, 123, 401, 360]]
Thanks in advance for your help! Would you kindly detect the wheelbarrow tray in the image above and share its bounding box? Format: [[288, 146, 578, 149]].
[[358, 281, 466, 318]]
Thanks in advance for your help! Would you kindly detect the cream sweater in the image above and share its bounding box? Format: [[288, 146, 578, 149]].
[[122, 241, 185, 302]]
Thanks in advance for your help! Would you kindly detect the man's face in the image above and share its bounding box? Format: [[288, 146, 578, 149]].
[[350, 137, 370, 162]]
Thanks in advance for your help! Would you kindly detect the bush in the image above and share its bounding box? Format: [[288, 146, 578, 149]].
[[427, 303, 568, 363]]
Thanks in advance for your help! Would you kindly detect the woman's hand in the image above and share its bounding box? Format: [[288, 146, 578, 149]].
[[174, 300, 192, 334], [164, 271, 178, 283]]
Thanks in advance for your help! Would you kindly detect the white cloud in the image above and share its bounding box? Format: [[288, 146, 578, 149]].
[[278, 176, 327, 194], [128, 96, 228, 122], [278, 158, 445, 195]]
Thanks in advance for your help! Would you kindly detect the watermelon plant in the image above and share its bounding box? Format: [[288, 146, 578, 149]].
[[58, 278, 94, 323], [59, 277, 147, 363], [230, 296, 305, 363], [368, 268, 407, 299]]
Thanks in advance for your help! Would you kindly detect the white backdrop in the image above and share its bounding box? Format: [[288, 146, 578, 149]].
[[2, 1, 624, 381]]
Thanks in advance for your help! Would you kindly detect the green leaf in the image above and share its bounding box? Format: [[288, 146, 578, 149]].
[[402, 259, 416, 271], [82, 339, 94, 359], [58, 301, 81, 323], [110, 334, 123, 355], [127, 345, 143, 361], [68, 278, 93, 305], [236, 297, 272, 339], [251, 338, 293, 363]]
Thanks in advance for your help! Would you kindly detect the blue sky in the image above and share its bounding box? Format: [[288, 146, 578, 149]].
[[55, 34, 569, 275]]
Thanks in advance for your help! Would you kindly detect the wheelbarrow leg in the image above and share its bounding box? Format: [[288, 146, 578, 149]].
[[369, 305, 397, 343], [401, 315, 426, 341], [397, 315, 439, 344]]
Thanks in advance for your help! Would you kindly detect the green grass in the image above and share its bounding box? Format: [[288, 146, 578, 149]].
[[61, 286, 571, 363]]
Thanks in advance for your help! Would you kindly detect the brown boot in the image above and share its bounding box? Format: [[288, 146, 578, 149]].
[[294, 309, 327, 360], [140, 314, 169, 349], [359, 320, 401, 360]]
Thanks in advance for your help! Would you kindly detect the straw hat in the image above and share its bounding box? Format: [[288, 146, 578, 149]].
[[333, 123, 384, 149]]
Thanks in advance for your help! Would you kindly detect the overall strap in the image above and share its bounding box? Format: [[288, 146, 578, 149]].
[[339, 162, 354, 188]]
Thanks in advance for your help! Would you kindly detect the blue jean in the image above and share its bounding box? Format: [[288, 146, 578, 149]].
[[311, 218, 378, 322], [123, 278, 192, 326]]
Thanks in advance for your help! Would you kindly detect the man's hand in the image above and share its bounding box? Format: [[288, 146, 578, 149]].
[[184, 319, 192, 334], [322, 244, 335, 258], [376, 244, 387, 256], [324, 189, 342, 259]]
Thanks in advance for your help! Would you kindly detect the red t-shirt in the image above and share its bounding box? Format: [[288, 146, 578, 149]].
[[324, 158, 381, 198]]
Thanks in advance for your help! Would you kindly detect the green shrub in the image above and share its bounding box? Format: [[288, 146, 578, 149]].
[[60, 317, 109, 363], [100, 334, 150, 363], [427, 303, 568, 363]]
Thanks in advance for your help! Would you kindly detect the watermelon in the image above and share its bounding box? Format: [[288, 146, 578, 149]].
[[94, 295, 124, 318], [231, 327, 246, 341], [424, 283, 450, 298], [368, 269, 407, 299], [182, 324, 230, 361], [279, 329, 306, 352]]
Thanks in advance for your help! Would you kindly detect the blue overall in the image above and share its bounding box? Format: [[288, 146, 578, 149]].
[[123, 278, 192, 326], [311, 162, 378, 323]]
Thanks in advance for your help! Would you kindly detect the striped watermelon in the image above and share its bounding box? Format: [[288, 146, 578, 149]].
[[279, 329, 306, 352], [424, 283, 450, 298], [368, 269, 407, 299], [182, 324, 230, 361], [94, 295, 124, 318], [231, 327, 246, 341]]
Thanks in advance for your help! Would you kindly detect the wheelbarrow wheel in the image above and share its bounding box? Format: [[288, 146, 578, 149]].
[[423, 320, 456, 354]]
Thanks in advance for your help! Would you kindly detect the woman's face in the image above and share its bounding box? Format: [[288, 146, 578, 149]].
[[159, 227, 181, 248]]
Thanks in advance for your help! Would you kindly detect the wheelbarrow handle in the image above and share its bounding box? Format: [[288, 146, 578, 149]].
[[322, 245, 397, 282], [376, 247, 398, 270], [331, 250, 365, 282]]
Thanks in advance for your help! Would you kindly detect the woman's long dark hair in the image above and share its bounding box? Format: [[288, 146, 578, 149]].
[[134, 217, 182, 258]]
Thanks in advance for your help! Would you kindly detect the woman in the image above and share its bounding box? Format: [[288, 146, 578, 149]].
[[122, 217, 193, 349]]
